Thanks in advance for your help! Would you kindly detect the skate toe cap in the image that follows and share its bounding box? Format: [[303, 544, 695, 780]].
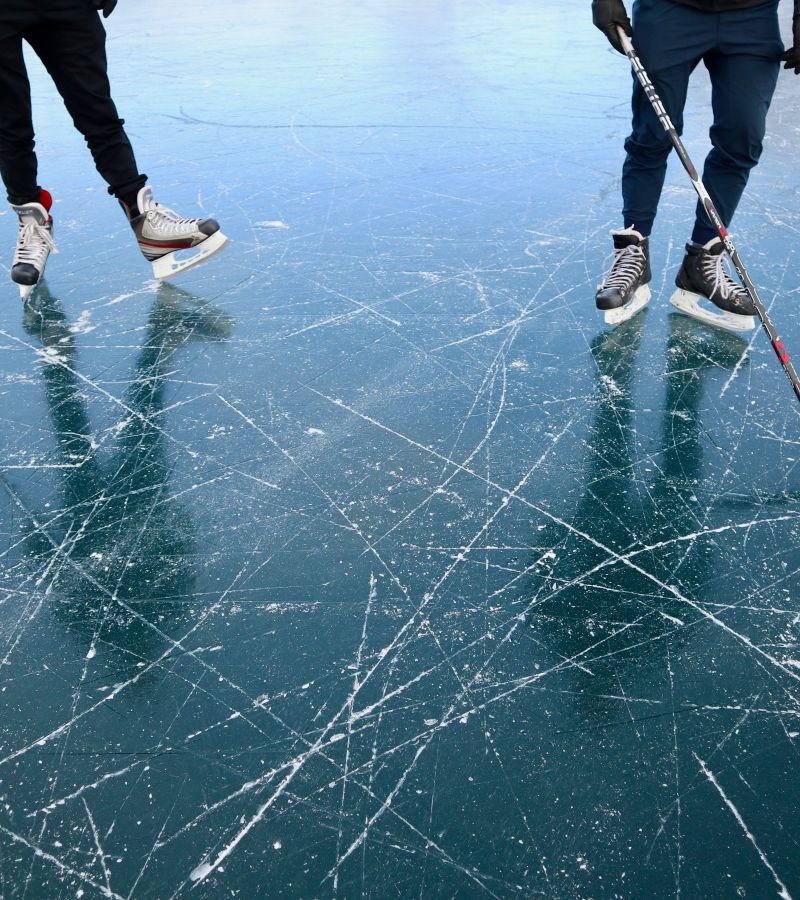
[[198, 218, 221, 238], [595, 288, 624, 311], [731, 298, 757, 316], [11, 264, 39, 286], [711, 294, 757, 317]]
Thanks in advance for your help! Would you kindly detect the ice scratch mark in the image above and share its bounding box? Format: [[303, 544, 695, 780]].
[[0, 824, 125, 899], [333, 573, 377, 895], [694, 754, 793, 900], [312, 389, 800, 686], [83, 797, 113, 896]]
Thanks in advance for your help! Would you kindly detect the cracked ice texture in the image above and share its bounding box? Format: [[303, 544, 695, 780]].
[[1, 1, 800, 897]]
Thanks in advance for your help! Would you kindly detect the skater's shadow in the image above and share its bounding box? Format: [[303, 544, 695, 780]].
[[18, 282, 233, 681], [525, 314, 750, 726]]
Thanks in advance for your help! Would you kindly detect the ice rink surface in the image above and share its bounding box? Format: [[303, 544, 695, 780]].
[[1, 1, 800, 896]]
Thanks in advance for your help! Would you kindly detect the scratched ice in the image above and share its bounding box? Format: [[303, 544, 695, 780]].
[[1, 1, 800, 897]]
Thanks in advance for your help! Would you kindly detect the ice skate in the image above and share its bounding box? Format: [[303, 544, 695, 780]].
[[669, 238, 756, 334], [123, 186, 228, 280], [595, 227, 651, 326], [11, 190, 58, 300]]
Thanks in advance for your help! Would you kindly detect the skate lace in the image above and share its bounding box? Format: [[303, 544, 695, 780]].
[[703, 252, 743, 302], [601, 244, 645, 289], [16, 222, 58, 267], [145, 202, 198, 236]]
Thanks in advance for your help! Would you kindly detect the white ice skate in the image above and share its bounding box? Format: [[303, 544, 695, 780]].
[[669, 238, 756, 334], [11, 190, 58, 300], [596, 228, 652, 326], [126, 186, 228, 280]]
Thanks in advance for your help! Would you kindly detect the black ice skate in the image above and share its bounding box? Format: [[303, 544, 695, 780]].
[[669, 238, 756, 333], [595, 228, 651, 326], [11, 190, 58, 300], [122, 186, 228, 280]]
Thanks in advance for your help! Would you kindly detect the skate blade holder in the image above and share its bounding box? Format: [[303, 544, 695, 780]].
[[603, 284, 651, 326], [669, 288, 755, 334], [151, 230, 229, 280]]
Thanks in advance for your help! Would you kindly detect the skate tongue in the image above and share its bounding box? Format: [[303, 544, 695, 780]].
[[702, 237, 724, 254], [11, 188, 53, 225], [611, 228, 645, 250], [137, 186, 155, 214], [687, 238, 724, 257], [14, 202, 49, 227]]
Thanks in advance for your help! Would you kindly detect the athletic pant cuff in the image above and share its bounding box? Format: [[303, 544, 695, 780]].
[[7, 186, 43, 206], [624, 220, 653, 237], [107, 174, 148, 201], [691, 223, 719, 245]]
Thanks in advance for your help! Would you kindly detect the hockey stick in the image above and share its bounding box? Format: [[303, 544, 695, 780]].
[[617, 26, 800, 406]]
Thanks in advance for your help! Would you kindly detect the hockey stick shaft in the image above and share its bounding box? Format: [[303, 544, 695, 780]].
[[617, 27, 800, 406]]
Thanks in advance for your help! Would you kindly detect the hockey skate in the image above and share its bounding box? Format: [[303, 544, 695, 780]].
[[595, 228, 651, 326], [11, 190, 58, 300], [123, 186, 228, 280], [669, 238, 756, 334]]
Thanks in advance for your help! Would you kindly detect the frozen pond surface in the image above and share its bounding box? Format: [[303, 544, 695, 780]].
[[1, 1, 800, 897]]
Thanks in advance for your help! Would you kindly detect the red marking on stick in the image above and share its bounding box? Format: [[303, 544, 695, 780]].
[[775, 341, 789, 365], [718, 226, 728, 238]]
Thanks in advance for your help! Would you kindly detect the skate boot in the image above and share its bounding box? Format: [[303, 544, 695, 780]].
[[595, 228, 651, 326], [122, 186, 228, 280], [669, 238, 756, 333], [11, 190, 58, 300]]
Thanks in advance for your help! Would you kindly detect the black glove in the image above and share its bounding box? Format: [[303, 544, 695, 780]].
[[782, 16, 800, 75], [94, 0, 117, 17], [592, 0, 632, 55]]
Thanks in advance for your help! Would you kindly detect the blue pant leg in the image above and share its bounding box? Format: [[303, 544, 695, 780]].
[[622, 0, 711, 235], [692, 2, 783, 244]]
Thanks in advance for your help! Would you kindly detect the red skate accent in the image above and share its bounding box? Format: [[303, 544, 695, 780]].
[[39, 188, 53, 221], [775, 341, 789, 365], [139, 239, 195, 251]]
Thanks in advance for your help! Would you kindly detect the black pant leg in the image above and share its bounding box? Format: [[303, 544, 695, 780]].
[[692, 2, 782, 243], [621, 0, 710, 236], [26, 5, 146, 200], [0, 8, 40, 204]]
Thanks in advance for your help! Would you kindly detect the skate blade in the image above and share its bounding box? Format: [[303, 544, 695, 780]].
[[17, 282, 35, 301], [603, 285, 651, 327], [151, 231, 229, 280], [669, 289, 755, 334]]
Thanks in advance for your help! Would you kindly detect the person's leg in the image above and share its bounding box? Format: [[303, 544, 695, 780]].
[[0, 7, 40, 205], [622, 0, 711, 236], [25, 2, 146, 204], [691, 1, 782, 245]]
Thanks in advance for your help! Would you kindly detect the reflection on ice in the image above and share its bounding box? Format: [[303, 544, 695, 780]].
[[18, 284, 231, 674], [1, 1, 799, 897]]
